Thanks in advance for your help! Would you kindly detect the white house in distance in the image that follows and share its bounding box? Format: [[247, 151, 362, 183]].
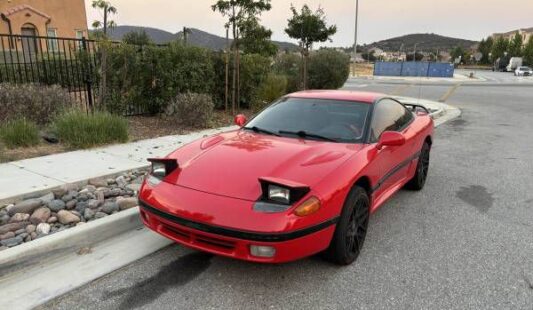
[[492, 27, 533, 45]]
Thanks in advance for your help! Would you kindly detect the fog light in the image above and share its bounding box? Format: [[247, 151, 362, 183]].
[[250, 245, 276, 258]]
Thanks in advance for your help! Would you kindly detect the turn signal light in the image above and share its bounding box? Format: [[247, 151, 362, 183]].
[[294, 197, 321, 217]]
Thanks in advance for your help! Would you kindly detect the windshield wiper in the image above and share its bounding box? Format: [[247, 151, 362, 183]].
[[279, 130, 338, 142], [244, 126, 281, 137]]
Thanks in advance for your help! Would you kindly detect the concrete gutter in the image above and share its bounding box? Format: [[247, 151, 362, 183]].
[[0, 99, 461, 309]]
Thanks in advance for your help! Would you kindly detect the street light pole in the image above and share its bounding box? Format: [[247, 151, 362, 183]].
[[352, 0, 359, 76]]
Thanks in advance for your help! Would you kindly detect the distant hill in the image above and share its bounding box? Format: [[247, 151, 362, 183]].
[[105, 25, 299, 51], [366, 33, 478, 52]]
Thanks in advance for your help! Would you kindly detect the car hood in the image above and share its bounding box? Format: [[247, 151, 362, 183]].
[[165, 130, 363, 201]]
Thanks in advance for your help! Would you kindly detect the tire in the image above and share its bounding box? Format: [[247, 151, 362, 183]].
[[404, 142, 431, 190], [324, 186, 370, 265]]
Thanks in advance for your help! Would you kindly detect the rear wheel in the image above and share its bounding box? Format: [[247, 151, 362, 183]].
[[405, 142, 431, 190], [324, 186, 370, 265]]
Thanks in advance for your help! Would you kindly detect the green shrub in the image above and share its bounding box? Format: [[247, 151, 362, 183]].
[[164, 93, 214, 128], [252, 74, 288, 112], [239, 54, 272, 108], [308, 49, 350, 89], [54, 111, 129, 148], [273, 53, 302, 93], [105, 42, 215, 115], [0, 118, 40, 149], [0, 83, 73, 125]]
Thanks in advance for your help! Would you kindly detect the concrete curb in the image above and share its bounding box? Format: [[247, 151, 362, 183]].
[[0, 206, 142, 278]]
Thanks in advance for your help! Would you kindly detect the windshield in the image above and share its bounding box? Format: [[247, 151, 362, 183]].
[[244, 97, 371, 143]]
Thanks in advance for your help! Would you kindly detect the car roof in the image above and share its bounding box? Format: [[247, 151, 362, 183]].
[[286, 90, 385, 104]]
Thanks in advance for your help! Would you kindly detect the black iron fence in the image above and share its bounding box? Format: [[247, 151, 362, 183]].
[[0, 33, 99, 111]]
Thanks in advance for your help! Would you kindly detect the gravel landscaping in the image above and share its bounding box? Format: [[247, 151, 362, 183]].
[[0, 170, 147, 251]]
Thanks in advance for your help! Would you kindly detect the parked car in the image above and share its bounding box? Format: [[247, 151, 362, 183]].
[[139, 91, 434, 265], [515, 66, 533, 76]]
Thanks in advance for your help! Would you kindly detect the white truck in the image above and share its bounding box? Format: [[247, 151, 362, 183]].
[[506, 57, 523, 72]]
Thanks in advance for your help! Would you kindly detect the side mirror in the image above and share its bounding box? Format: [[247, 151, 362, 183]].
[[234, 114, 247, 127], [377, 131, 406, 150]]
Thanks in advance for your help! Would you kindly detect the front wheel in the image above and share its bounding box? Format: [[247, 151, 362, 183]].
[[324, 186, 370, 265], [405, 142, 431, 190]]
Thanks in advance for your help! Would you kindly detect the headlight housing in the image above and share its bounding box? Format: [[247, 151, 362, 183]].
[[147, 158, 179, 185], [254, 177, 311, 213]]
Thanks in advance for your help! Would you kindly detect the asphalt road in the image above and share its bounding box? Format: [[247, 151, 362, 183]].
[[43, 75, 533, 310]]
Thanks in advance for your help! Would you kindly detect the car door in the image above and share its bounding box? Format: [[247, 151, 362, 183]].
[[369, 99, 416, 196]]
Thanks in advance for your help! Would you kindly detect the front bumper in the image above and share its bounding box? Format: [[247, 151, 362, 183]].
[[139, 200, 337, 263]]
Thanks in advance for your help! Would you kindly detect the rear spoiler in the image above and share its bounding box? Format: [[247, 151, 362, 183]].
[[403, 103, 431, 115]]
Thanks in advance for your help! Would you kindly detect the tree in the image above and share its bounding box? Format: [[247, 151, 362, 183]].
[[477, 37, 494, 64], [285, 5, 337, 90], [91, 0, 117, 37], [123, 30, 152, 45], [508, 32, 523, 57], [91, 0, 118, 110], [240, 18, 278, 57], [524, 36, 533, 66], [451, 46, 465, 63], [212, 0, 272, 114], [491, 36, 509, 62]]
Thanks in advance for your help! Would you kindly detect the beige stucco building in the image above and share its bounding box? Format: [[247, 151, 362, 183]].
[[492, 28, 533, 46], [0, 0, 88, 40]]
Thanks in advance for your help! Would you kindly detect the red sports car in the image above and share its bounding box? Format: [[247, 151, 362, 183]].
[[139, 90, 434, 265]]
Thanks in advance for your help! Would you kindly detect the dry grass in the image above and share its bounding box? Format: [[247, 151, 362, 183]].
[[350, 63, 375, 76], [0, 144, 66, 163]]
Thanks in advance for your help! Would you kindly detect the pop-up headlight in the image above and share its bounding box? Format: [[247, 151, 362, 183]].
[[147, 158, 178, 185]]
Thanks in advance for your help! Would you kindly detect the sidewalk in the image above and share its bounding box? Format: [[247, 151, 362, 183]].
[[0, 126, 236, 204]]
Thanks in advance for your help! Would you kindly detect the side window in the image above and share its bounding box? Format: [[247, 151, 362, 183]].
[[370, 99, 413, 142]]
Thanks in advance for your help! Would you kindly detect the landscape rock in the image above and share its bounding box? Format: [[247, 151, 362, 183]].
[[0, 231, 15, 240], [89, 178, 108, 188], [14, 228, 26, 235], [101, 202, 119, 214], [1, 236, 23, 247], [0, 222, 30, 235], [30, 232, 37, 239], [19, 232, 29, 239], [30, 208, 51, 225], [75, 201, 88, 214], [61, 191, 78, 202], [66, 200, 77, 210], [57, 210, 80, 225], [9, 213, 30, 223], [38, 192, 55, 205], [25, 235, 32, 242], [126, 183, 142, 192], [0, 214, 10, 225], [47, 216, 58, 224], [52, 184, 79, 198], [9, 199, 42, 216], [87, 199, 101, 209], [36, 223, 51, 235], [117, 198, 138, 211], [94, 212, 108, 219], [26, 224, 36, 234], [96, 191, 105, 202], [84, 208, 95, 220], [116, 176, 128, 188], [48, 200, 66, 212]]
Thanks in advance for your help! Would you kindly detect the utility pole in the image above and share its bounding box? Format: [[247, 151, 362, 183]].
[[398, 43, 404, 62], [413, 43, 418, 62], [352, 0, 359, 76]]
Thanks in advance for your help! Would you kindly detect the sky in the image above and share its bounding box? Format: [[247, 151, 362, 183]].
[[85, 0, 533, 46]]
